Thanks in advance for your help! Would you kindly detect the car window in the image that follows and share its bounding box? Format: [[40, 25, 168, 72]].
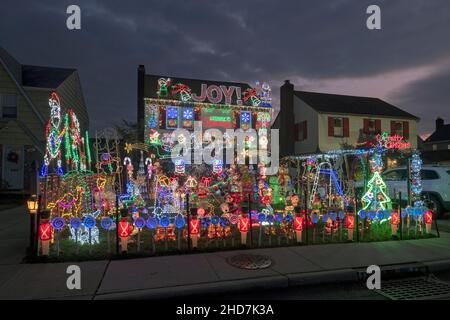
[[421, 170, 439, 180], [447, 170, 450, 176], [384, 170, 407, 181]]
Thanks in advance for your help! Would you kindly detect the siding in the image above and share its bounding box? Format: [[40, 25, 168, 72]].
[[0, 62, 44, 145], [56, 71, 89, 132], [317, 113, 418, 151]]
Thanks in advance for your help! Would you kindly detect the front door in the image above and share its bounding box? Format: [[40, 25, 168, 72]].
[[2, 145, 24, 190]]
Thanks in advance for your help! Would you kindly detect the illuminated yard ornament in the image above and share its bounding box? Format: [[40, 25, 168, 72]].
[[171, 83, 192, 102], [255, 81, 272, 107], [157, 78, 171, 97], [212, 159, 223, 174], [410, 152, 426, 210], [41, 92, 65, 176], [174, 158, 186, 175], [242, 88, 261, 107], [361, 153, 392, 216]]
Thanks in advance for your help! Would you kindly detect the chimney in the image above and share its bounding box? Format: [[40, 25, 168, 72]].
[[436, 117, 444, 130], [137, 65, 146, 142], [279, 80, 295, 157]]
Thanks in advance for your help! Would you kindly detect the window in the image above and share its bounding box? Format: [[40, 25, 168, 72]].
[[334, 118, 343, 137], [421, 170, 439, 180], [364, 119, 381, 135], [390, 120, 410, 139], [384, 169, 407, 181], [432, 144, 438, 151], [328, 117, 349, 137], [1, 94, 17, 119], [296, 121, 307, 141]]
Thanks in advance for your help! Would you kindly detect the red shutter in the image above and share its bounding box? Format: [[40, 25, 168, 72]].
[[328, 117, 334, 137], [390, 121, 396, 135], [251, 112, 257, 129], [343, 118, 349, 137], [363, 119, 369, 134], [303, 121, 308, 140], [403, 121, 409, 139], [235, 111, 240, 128], [375, 120, 381, 134], [160, 106, 166, 129]]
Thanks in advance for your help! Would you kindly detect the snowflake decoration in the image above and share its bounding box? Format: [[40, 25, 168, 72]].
[[183, 108, 193, 120], [241, 112, 251, 123], [167, 106, 178, 119]]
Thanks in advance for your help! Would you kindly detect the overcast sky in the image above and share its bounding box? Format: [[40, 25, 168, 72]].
[[1, 0, 449, 137]]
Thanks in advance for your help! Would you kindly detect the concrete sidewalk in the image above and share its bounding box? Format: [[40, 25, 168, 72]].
[[1, 205, 450, 300]]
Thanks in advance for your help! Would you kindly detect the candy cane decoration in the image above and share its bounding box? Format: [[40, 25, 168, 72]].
[[123, 157, 133, 180], [145, 157, 153, 179]]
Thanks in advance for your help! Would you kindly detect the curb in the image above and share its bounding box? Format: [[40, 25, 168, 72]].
[[94, 275, 289, 300], [423, 259, 450, 273], [92, 260, 450, 300]]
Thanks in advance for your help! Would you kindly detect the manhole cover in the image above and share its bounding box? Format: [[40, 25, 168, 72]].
[[377, 276, 450, 300], [227, 254, 272, 270]]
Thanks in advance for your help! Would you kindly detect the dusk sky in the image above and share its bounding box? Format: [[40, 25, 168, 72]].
[[1, 0, 450, 137]]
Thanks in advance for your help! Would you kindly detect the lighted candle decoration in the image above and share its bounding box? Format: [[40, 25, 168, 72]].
[[189, 214, 200, 249], [39, 212, 53, 257], [424, 210, 433, 234], [238, 213, 250, 246], [118, 214, 132, 254], [390, 210, 400, 236], [294, 213, 303, 243]]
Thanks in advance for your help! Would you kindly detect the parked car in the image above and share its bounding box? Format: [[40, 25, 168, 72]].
[[356, 165, 450, 217]]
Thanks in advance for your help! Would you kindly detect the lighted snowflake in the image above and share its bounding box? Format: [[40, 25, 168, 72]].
[[167, 106, 178, 119], [241, 112, 251, 123], [183, 108, 193, 120]]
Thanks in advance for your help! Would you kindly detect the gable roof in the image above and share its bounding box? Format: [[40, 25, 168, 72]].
[[294, 91, 419, 120], [426, 124, 450, 142], [22, 65, 75, 89]]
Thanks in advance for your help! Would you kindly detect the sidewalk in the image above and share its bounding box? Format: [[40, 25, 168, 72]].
[[1, 205, 450, 300]]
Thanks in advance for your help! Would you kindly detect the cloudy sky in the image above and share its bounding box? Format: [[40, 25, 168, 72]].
[[1, 0, 449, 137]]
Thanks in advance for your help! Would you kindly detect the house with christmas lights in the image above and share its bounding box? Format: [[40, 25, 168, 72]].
[[137, 65, 273, 161], [273, 80, 419, 167], [0, 46, 88, 193]]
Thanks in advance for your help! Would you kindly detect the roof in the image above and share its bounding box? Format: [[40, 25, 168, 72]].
[[144, 73, 253, 106], [294, 91, 419, 119], [425, 124, 450, 142], [21, 64, 75, 88]]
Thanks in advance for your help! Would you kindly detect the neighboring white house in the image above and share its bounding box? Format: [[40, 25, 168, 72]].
[[273, 80, 419, 158]]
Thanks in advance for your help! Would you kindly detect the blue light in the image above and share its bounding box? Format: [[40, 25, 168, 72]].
[[83, 215, 96, 229], [70, 217, 82, 230], [146, 216, 158, 229], [134, 217, 146, 229], [100, 217, 113, 230], [51, 217, 66, 231], [174, 214, 185, 229]]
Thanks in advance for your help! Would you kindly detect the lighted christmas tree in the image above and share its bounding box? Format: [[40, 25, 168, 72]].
[[361, 153, 392, 212]]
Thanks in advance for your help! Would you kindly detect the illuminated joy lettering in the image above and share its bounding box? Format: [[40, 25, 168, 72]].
[[206, 85, 222, 104]]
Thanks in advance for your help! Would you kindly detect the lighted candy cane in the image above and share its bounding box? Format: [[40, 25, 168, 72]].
[[145, 157, 153, 179], [123, 157, 133, 180]]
